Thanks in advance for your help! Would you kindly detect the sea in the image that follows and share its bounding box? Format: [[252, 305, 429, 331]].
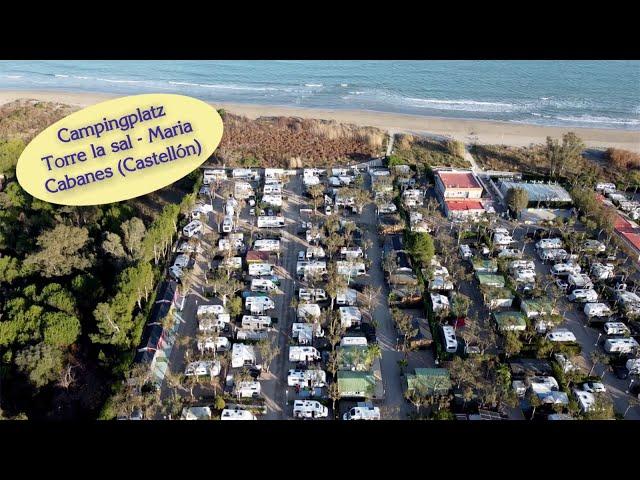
[[0, 60, 638, 130]]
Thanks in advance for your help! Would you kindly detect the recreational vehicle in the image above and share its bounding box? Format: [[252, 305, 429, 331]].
[[293, 400, 328, 419], [182, 220, 203, 238], [288, 346, 321, 363], [287, 369, 327, 388], [343, 402, 381, 420]]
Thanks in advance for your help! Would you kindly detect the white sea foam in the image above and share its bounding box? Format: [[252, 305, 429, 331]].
[[304, 83, 323, 87], [54, 74, 69, 78], [554, 114, 640, 126], [96, 78, 145, 84]]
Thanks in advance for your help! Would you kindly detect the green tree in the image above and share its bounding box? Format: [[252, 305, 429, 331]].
[[505, 187, 529, 218], [42, 311, 81, 347], [503, 331, 522, 358], [14, 343, 64, 388], [408, 232, 435, 267], [0, 138, 26, 176], [23, 224, 93, 277], [121, 217, 146, 261]]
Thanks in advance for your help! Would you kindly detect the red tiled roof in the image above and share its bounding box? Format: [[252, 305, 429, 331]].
[[615, 214, 635, 233], [446, 200, 485, 211], [246, 251, 270, 262], [621, 231, 640, 251], [437, 171, 482, 190]]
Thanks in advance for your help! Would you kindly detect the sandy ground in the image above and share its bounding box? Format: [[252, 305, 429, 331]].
[[1, 89, 639, 152]]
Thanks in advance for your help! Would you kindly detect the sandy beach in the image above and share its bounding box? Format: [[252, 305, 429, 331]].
[[1, 89, 638, 152]]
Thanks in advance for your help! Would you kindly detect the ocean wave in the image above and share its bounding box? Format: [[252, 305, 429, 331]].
[[2, 75, 22, 79], [54, 74, 69, 78], [168, 80, 277, 92], [340, 83, 348, 87], [96, 77, 146, 84], [401, 96, 516, 112], [554, 114, 640, 126], [304, 83, 323, 87]]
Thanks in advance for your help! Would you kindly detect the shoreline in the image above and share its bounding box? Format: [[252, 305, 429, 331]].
[[1, 89, 639, 152]]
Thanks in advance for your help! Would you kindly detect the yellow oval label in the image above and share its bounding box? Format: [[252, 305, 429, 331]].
[[16, 93, 223, 206]]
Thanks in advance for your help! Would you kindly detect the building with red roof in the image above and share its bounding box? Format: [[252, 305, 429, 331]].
[[435, 170, 483, 201], [444, 199, 486, 220]]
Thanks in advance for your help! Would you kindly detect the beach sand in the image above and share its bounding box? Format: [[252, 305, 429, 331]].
[[1, 89, 639, 152]]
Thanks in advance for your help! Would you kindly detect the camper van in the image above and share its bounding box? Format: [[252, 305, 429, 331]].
[[590, 263, 615, 281], [234, 181, 254, 199], [287, 369, 327, 388], [241, 315, 272, 330], [567, 273, 594, 290], [248, 263, 274, 277], [459, 244, 473, 260], [289, 346, 321, 363], [583, 303, 613, 318], [604, 337, 639, 354], [568, 289, 598, 303], [234, 381, 261, 398], [245, 296, 275, 314], [340, 246, 364, 260], [197, 304, 227, 317], [220, 408, 257, 420], [296, 261, 327, 278], [169, 265, 183, 281], [441, 325, 458, 353], [293, 400, 328, 419], [222, 215, 234, 233], [182, 220, 203, 238], [604, 322, 630, 336], [546, 329, 577, 343], [251, 278, 277, 292], [595, 182, 616, 194], [343, 402, 381, 421]]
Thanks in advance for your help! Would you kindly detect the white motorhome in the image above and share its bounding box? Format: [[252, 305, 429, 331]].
[[340, 246, 364, 260], [245, 296, 275, 314], [248, 263, 275, 277], [297, 303, 322, 322], [220, 408, 257, 420], [574, 389, 596, 413], [234, 381, 261, 398], [567, 273, 594, 290], [604, 322, 630, 336], [287, 369, 327, 388], [262, 194, 283, 207], [584, 303, 613, 318], [459, 244, 473, 260], [339, 306, 362, 328], [510, 260, 536, 272], [289, 346, 321, 363], [291, 322, 325, 345], [306, 246, 326, 259], [234, 181, 254, 199], [203, 168, 227, 184], [343, 402, 381, 420], [536, 238, 563, 250], [250, 278, 277, 292], [595, 182, 616, 194], [298, 288, 327, 302], [546, 329, 577, 343], [340, 336, 368, 347], [296, 261, 327, 277], [590, 263, 615, 281], [197, 304, 227, 317], [257, 215, 286, 228], [182, 220, 203, 238], [442, 325, 458, 353], [336, 261, 366, 277], [568, 289, 598, 303], [197, 336, 231, 353], [173, 254, 191, 269], [253, 239, 281, 252], [185, 360, 221, 377], [604, 337, 639, 354], [263, 184, 282, 195], [539, 248, 569, 262], [582, 239, 606, 253], [232, 168, 259, 180], [231, 343, 257, 368], [241, 315, 272, 330], [551, 262, 581, 276], [336, 288, 358, 306], [293, 400, 328, 419]]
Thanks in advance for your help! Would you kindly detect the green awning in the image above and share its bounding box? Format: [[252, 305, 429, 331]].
[[337, 371, 376, 398], [406, 368, 451, 395]]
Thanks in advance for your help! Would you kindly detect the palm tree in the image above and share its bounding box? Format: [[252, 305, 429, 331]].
[[527, 391, 541, 420], [588, 350, 609, 377]]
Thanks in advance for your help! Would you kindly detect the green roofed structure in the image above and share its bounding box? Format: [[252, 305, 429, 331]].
[[493, 310, 527, 332], [476, 273, 505, 288], [405, 368, 451, 396], [472, 258, 498, 273], [337, 371, 376, 398], [520, 298, 558, 319]]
